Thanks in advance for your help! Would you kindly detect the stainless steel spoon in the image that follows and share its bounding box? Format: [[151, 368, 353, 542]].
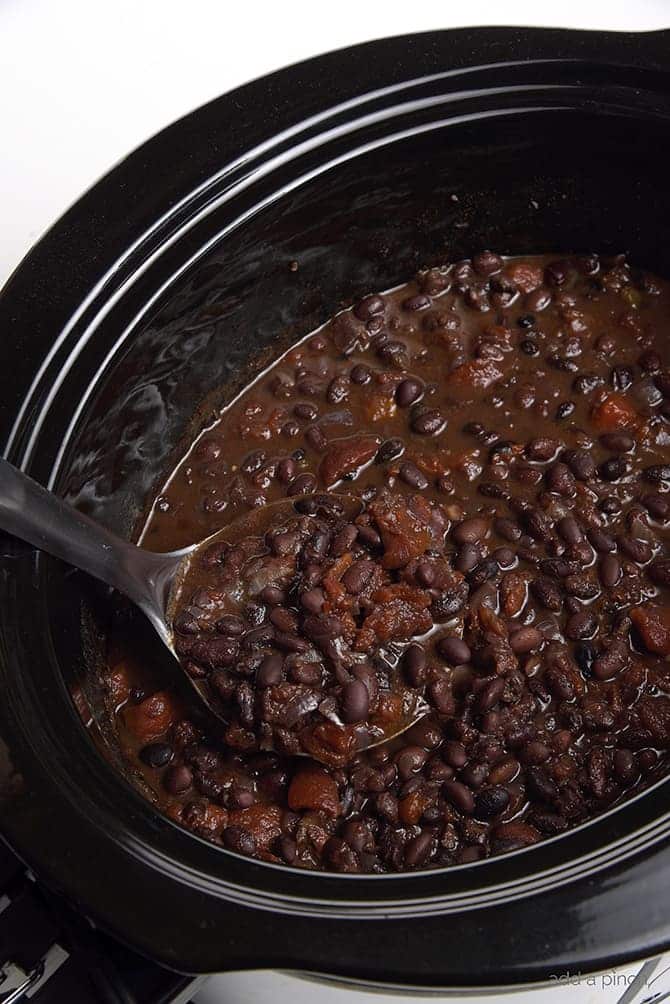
[[0, 459, 428, 759]]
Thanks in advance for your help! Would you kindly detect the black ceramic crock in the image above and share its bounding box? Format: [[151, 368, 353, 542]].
[[2, 26, 670, 991]]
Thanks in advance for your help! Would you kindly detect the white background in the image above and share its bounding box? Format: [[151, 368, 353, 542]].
[[1, 0, 669, 287], [2, 1, 669, 1000]]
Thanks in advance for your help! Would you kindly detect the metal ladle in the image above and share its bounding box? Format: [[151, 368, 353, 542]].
[[0, 460, 428, 762]]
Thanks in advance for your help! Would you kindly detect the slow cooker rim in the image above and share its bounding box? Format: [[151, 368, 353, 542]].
[[6, 61, 670, 907]]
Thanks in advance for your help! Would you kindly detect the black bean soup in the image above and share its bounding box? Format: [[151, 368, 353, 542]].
[[105, 253, 670, 873]]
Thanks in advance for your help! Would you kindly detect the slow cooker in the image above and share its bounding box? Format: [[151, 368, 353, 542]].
[[2, 26, 670, 996]]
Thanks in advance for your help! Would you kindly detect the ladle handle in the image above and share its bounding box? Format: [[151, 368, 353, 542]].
[[0, 459, 174, 627]]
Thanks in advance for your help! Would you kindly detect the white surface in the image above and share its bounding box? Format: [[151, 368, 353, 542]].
[[1, 0, 669, 287], [192, 964, 647, 1004], [2, 2, 669, 1001]]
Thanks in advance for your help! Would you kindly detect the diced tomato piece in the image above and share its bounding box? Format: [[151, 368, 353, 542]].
[[123, 690, 179, 742], [591, 393, 639, 433], [288, 766, 341, 817], [369, 494, 433, 569], [504, 261, 544, 293], [631, 605, 670, 656], [228, 805, 283, 849], [105, 662, 133, 706], [319, 435, 380, 487], [445, 358, 505, 399], [362, 392, 397, 423]]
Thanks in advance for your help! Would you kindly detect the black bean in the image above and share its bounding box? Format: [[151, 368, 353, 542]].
[[403, 643, 427, 686], [619, 537, 652, 564], [260, 586, 286, 606], [541, 558, 577, 578], [287, 473, 318, 495], [495, 517, 522, 542], [468, 558, 499, 589], [305, 425, 328, 451], [475, 677, 506, 712], [517, 313, 536, 329], [327, 375, 349, 405], [376, 438, 404, 464], [574, 641, 596, 677], [474, 785, 510, 820], [269, 606, 298, 633], [399, 461, 428, 489], [341, 679, 370, 724], [612, 365, 634, 391], [548, 353, 578, 373], [163, 765, 193, 794], [453, 517, 489, 545], [174, 609, 199, 635], [257, 654, 284, 687], [598, 554, 621, 588], [593, 641, 627, 680], [573, 374, 604, 395], [350, 364, 371, 385], [523, 508, 554, 543], [649, 558, 670, 586], [588, 528, 616, 553], [531, 578, 563, 611], [403, 293, 432, 311], [293, 404, 318, 425], [564, 449, 595, 481], [395, 378, 423, 407], [374, 791, 399, 822], [526, 437, 559, 462], [274, 458, 295, 485], [357, 525, 382, 548], [642, 494, 670, 522], [354, 294, 385, 321], [394, 746, 428, 781], [479, 482, 511, 499], [472, 251, 503, 276], [377, 339, 408, 365], [655, 370, 670, 396], [556, 401, 575, 420], [223, 826, 256, 856], [411, 409, 446, 436], [489, 439, 516, 461], [599, 457, 629, 482], [140, 742, 173, 768], [509, 626, 544, 654], [438, 636, 471, 665], [332, 524, 358, 556], [525, 766, 559, 803], [547, 462, 576, 496], [614, 749, 638, 784], [598, 496, 622, 516], [404, 831, 434, 868], [522, 740, 552, 765], [546, 260, 570, 286], [557, 516, 583, 545], [429, 678, 455, 715], [442, 740, 467, 769], [454, 543, 480, 573], [300, 587, 325, 613], [443, 780, 475, 814], [644, 465, 670, 484], [520, 339, 540, 356], [493, 546, 516, 568], [342, 559, 375, 594], [565, 611, 597, 640]]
